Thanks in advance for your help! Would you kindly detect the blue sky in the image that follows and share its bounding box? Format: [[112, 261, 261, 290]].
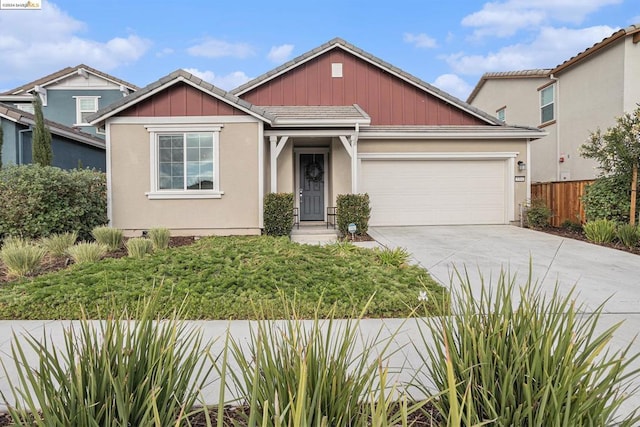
[[0, 0, 638, 100]]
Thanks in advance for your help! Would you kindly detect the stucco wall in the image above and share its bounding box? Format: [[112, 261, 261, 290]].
[[330, 138, 351, 204], [623, 37, 640, 112], [358, 138, 529, 222], [109, 121, 261, 235]]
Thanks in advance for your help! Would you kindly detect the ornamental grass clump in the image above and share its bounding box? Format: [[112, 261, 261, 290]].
[[219, 296, 424, 427], [0, 237, 46, 278], [91, 226, 123, 251], [584, 218, 617, 244], [1, 295, 212, 427], [413, 266, 640, 426], [375, 246, 410, 267], [148, 227, 171, 250], [126, 237, 153, 259], [67, 241, 107, 264], [617, 223, 640, 249], [40, 231, 78, 257]]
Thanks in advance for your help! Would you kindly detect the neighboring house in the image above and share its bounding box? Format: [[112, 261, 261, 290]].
[[468, 24, 640, 183], [88, 38, 543, 236], [0, 103, 105, 170], [0, 64, 138, 138]]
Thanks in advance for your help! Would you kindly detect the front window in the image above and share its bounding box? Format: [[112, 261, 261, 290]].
[[75, 96, 99, 125], [540, 85, 554, 124], [146, 124, 223, 199]]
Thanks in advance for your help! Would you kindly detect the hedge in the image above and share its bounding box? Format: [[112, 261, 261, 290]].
[[0, 165, 107, 240], [264, 192, 294, 236], [336, 193, 371, 236]]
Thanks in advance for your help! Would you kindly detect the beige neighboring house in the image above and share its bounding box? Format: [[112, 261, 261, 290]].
[[88, 38, 543, 236], [468, 24, 640, 183]]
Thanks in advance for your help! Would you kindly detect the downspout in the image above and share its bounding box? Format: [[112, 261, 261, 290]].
[[18, 127, 31, 164], [549, 73, 560, 181]]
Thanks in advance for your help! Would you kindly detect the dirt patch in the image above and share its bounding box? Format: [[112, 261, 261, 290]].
[[0, 236, 196, 284]]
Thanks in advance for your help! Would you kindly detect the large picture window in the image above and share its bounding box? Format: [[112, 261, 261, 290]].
[[540, 85, 554, 124], [146, 125, 223, 199]]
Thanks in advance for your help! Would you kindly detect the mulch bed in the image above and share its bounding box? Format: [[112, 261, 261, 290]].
[[0, 236, 196, 284], [538, 226, 640, 256]]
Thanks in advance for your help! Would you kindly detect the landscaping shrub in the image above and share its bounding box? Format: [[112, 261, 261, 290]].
[[375, 246, 410, 267], [264, 192, 294, 236], [414, 267, 640, 426], [617, 223, 640, 249], [336, 193, 371, 236], [92, 226, 123, 251], [584, 219, 617, 244], [561, 218, 583, 232], [526, 197, 552, 228], [0, 237, 46, 278], [0, 164, 107, 240], [126, 237, 153, 259], [148, 227, 170, 250], [67, 241, 107, 264], [3, 295, 211, 427], [583, 174, 639, 223], [40, 231, 78, 257]]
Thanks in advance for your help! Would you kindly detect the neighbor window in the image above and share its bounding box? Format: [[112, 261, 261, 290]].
[[146, 125, 223, 199], [15, 103, 35, 114], [74, 96, 100, 125], [496, 107, 506, 122], [540, 85, 554, 124]]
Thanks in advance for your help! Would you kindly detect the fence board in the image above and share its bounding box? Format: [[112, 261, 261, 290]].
[[531, 180, 594, 227]]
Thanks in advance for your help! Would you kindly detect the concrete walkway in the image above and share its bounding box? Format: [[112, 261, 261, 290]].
[[1, 225, 639, 420]]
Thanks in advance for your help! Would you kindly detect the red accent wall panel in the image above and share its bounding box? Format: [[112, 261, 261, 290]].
[[241, 50, 485, 125], [120, 83, 246, 117]]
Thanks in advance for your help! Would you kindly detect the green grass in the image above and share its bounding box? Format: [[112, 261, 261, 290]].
[[0, 236, 445, 320]]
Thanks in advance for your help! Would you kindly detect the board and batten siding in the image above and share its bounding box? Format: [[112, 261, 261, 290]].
[[240, 49, 485, 126]]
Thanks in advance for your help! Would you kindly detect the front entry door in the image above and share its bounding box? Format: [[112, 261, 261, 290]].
[[299, 153, 325, 221]]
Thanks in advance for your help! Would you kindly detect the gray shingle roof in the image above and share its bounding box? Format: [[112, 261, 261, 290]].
[[261, 105, 371, 125], [231, 37, 503, 126], [360, 125, 544, 139], [0, 102, 106, 149], [87, 69, 275, 125]]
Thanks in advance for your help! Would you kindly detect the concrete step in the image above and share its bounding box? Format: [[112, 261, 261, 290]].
[[290, 233, 338, 245]]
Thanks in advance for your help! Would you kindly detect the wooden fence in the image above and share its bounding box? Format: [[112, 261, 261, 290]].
[[531, 180, 594, 227]]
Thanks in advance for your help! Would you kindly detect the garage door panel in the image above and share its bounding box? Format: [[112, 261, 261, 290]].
[[360, 159, 507, 226]]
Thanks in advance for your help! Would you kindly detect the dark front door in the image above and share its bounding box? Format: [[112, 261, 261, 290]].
[[299, 153, 325, 221]]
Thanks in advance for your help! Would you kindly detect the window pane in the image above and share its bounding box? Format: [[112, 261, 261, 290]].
[[171, 147, 183, 162], [541, 86, 553, 106], [187, 147, 199, 162], [541, 104, 554, 123], [496, 108, 505, 122], [157, 132, 216, 192], [159, 136, 173, 149], [79, 98, 97, 111]]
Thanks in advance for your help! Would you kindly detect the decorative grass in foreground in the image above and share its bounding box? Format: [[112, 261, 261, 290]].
[[0, 236, 446, 319]]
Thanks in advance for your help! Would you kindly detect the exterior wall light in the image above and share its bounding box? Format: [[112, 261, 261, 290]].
[[517, 161, 526, 171]]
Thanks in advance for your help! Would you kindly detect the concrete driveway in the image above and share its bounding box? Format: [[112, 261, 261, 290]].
[[370, 224, 640, 418]]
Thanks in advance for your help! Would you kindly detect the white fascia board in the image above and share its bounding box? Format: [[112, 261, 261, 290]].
[[108, 116, 259, 125], [264, 129, 357, 137], [358, 152, 519, 160], [0, 95, 33, 102], [271, 118, 371, 127], [359, 129, 546, 140]]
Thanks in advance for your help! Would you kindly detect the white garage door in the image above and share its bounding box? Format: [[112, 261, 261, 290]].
[[360, 159, 509, 226]]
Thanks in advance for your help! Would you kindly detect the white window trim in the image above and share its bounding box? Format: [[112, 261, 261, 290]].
[[539, 85, 554, 124], [496, 107, 506, 122], [73, 96, 100, 126], [145, 124, 224, 200]]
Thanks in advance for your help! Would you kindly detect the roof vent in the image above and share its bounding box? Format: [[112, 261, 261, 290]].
[[331, 63, 343, 78]]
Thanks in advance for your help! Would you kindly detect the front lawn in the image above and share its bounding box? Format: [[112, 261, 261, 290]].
[[0, 236, 446, 319]]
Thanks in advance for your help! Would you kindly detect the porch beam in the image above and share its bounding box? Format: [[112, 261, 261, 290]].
[[270, 136, 290, 193], [338, 135, 353, 158], [351, 134, 358, 193]]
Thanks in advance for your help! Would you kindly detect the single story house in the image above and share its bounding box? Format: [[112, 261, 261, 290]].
[[89, 38, 544, 236]]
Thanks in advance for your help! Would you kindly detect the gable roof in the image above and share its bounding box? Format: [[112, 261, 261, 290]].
[[87, 69, 275, 125], [231, 37, 503, 126], [467, 69, 552, 103], [2, 64, 139, 95], [0, 102, 106, 149]]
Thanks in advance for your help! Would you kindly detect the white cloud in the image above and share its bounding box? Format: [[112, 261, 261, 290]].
[[433, 74, 473, 100], [267, 44, 294, 63], [182, 68, 251, 90], [444, 25, 618, 75], [462, 0, 622, 38], [187, 38, 254, 58], [0, 2, 150, 84], [403, 33, 437, 48]]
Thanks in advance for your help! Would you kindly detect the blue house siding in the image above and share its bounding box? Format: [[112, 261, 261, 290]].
[[21, 132, 105, 171], [0, 119, 22, 166], [44, 89, 125, 137]]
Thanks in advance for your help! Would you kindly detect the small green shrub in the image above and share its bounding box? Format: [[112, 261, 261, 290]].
[[617, 223, 640, 249], [148, 227, 170, 250], [414, 267, 640, 426], [126, 237, 153, 259], [0, 238, 46, 277], [92, 226, 123, 251], [0, 164, 107, 240], [67, 241, 107, 264], [584, 219, 617, 244], [40, 231, 78, 257], [3, 295, 211, 427], [583, 175, 639, 223], [375, 246, 410, 267], [561, 218, 583, 232], [526, 198, 552, 228], [264, 192, 294, 236], [336, 193, 371, 236]]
